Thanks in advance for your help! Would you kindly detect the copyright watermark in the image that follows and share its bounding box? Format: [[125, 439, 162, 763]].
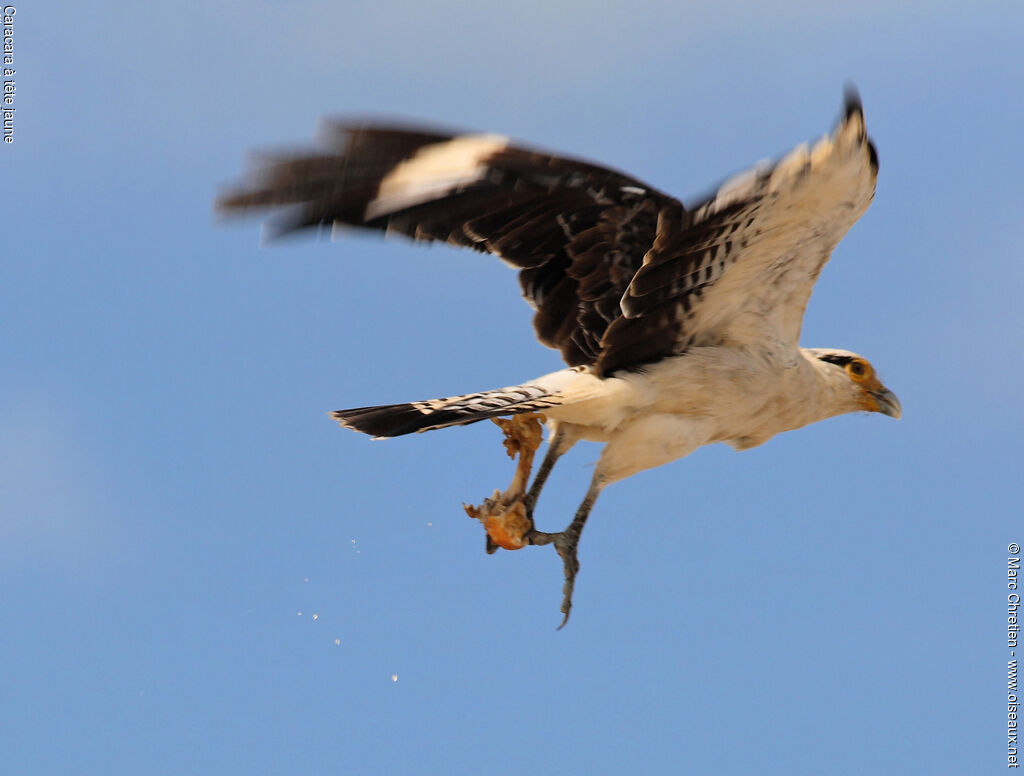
[[1008, 544, 1020, 767], [2, 6, 15, 144]]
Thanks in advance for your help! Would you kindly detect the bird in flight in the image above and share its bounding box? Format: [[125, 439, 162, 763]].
[[218, 88, 900, 626]]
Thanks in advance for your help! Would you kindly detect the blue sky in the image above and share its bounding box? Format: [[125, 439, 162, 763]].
[[2, 1, 1021, 773]]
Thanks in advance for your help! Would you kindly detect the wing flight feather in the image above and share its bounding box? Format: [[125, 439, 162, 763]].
[[218, 91, 878, 375]]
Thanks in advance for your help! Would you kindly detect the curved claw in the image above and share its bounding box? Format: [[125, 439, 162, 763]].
[[527, 526, 582, 629], [553, 531, 581, 629]]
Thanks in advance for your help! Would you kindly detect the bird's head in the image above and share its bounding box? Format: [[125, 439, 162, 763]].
[[805, 348, 902, 420]]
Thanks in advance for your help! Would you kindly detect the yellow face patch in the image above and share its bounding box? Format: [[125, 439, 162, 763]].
[[847, 358, 890, 412]]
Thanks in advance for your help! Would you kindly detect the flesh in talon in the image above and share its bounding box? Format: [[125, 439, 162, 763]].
[[463, 413, 544, 552], [464, 496, 531, 551]]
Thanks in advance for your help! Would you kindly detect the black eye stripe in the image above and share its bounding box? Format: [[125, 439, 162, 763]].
[[817, 354, 854, 367]]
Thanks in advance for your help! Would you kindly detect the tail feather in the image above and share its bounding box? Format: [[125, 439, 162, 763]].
[[331, 384, 562, 438]]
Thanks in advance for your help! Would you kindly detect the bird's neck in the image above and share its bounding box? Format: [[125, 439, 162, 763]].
[[800, 350, 858, 423]]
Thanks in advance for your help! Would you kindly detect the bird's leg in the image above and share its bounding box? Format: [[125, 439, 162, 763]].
[[465, 417, 580, 554], [523, 425, 571, 520], [527, 474, 604, 628]]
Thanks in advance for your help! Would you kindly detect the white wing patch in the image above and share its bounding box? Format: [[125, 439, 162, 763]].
[[365, 134, 510, 220]]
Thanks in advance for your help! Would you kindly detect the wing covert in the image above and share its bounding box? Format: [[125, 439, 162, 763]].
[[218, 90, 879, 377], [217, 120, 679, 369], [605, 90, 878, 366]]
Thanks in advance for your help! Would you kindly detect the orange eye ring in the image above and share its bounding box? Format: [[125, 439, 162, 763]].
[[847, 359, 869, 381]]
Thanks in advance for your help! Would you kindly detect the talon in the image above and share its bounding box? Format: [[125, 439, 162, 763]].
[[553, 531, 581, 629], [465, 414, 600, 627], [524, 527, 582, 627]]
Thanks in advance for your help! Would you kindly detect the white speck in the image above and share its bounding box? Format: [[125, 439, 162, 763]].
[[312, 613, 319, 620], [304, 578, 309, 583], [391, 674, 398, 683], [427, 521, 432, 527], [297, 612, 303, 616], [351, 539, 356, 544], [334, 639, 341, 646]]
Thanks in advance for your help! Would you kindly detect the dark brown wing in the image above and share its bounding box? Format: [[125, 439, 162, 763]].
[[217, 93, 876, 377], [216, 120, 680, 371]]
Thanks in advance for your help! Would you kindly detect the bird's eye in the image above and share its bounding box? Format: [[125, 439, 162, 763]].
[[847, 360, 868, 380]]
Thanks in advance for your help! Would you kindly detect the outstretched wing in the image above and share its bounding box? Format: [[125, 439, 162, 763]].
[[216, 122, 679, 370], [217, 91, 878, 376], [603, 90, 878, 368]]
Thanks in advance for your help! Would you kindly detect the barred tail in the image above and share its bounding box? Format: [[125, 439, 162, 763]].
[[330, 384, 563, 438]]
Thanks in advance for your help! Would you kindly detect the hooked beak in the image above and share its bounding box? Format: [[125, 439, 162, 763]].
[[871, 387, 902, 419]]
